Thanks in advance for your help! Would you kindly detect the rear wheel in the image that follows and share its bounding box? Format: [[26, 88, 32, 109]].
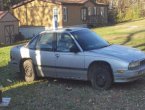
[[22, 60, 36, 82], [90, 64, 113, 90]]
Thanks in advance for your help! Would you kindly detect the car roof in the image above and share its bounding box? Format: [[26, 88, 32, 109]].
[[40, 27, 88, 34]]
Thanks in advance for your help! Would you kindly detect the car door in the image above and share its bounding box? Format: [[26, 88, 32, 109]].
[[55, 32, 87, 80], [29, 32, 57, 77]]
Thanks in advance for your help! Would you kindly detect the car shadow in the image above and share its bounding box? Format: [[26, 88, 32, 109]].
[[42, 77, 92, 88], [41, 77, 145, 91], [110, 79, 143, 90]]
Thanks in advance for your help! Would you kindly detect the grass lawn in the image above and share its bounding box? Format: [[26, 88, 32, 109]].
[[0, 19, 145, 110]]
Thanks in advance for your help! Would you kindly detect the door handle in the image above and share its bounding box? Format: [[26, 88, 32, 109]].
[[55, 54, 60, 58]]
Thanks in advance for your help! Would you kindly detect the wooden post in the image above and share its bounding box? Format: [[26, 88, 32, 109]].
[[0, 85, 11, 107], [0, 86, 2, 103]]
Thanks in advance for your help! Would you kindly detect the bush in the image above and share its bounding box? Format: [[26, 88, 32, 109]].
[[115, 4, 142, 23], [14, 32, 25, 42], [108, 10, 117, 24]]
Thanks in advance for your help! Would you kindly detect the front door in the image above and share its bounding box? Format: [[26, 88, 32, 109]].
[[55, 33, 86, 80]]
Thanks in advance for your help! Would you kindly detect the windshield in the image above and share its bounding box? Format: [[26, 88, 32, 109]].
[[71, 29, 110, 51]]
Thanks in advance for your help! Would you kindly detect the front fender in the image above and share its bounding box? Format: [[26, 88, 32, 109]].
[[85, 53, 129, 74]]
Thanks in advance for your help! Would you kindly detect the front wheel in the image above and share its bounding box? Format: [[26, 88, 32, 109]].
[[90, 64, 113, 90], [22, 60, 36, 82]]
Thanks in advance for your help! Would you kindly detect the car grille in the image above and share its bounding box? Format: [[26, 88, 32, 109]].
[[140, 59, 145, 66]]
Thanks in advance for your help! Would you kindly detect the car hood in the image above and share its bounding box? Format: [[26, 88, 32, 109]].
[[90, 45, 145, 62]]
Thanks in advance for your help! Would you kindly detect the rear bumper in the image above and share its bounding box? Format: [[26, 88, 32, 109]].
[[8, 61, 20, 72], [114, 66, 145, 82]]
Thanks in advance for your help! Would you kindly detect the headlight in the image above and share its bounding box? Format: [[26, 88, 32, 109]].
[[128, 61, 140, 70]]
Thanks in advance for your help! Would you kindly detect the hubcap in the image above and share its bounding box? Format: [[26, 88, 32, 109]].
[[96, 73, 106, 87], [25, 65, 32, 77]]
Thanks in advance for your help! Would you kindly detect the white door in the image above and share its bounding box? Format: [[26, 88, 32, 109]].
[[29, 33, 56, 77]]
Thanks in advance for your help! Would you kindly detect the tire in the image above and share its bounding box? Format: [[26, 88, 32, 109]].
[[90, 64, 113, 90], [22, 60, 36, 82]]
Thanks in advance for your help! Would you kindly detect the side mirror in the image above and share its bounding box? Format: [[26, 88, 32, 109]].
[[70, 45, 80, 53]]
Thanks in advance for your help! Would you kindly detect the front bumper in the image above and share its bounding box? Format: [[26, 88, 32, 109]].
[[8, 61, 20, 72], [114, 66, 145, 83]]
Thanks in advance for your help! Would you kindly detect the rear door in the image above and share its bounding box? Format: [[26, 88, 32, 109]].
[[29, 32, 57, 77]]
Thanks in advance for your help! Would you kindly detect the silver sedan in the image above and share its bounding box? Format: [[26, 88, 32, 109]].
[[9, 28, 145, 89]]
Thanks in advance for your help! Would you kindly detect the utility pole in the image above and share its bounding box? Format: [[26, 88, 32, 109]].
[[0, 0, 3, 11]]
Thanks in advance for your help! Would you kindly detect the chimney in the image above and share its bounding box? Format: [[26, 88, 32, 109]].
[[0, 0, 3, 11]]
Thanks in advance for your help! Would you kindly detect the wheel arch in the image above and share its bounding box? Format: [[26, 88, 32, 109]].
[[87, 61, 114, 81], [19, 58, 32, 72]]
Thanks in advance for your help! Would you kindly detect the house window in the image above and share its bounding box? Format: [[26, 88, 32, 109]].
[[81, 8, 87, 21], [100, 7, 105, 17], [53, 8, 58, 21], [53, 8, 59, 29], [88, 7, 91, 16], [63, 7, 68, 22], [97, 7, 101, 16], [93, 7, 97, 15]]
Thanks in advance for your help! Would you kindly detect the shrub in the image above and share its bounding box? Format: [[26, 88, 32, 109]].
[[115, 3, 142, 23], [14, 32, 25, 42], [108, 10, 117, 24]]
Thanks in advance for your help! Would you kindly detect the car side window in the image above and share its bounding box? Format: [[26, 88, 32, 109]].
[[36, 33, 54, 51], [57, 33, 76, 52], [28, 35, 39, 49]]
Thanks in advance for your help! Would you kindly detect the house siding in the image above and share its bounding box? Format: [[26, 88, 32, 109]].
[[62, 5, 83, 27], [13, 0, 63, 28], [12, 0, 108, 28], [12, 0, 108, 38], [62, 1, 97, 27], [62, 1, 108, 27]]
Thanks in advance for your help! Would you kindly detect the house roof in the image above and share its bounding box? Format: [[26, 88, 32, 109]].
[[12, 0, 107, 9], [0, 11, 8, 20], [96, 2, 108, 6], [56, 0, 88, 4], [0, 11, 19, 21]]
